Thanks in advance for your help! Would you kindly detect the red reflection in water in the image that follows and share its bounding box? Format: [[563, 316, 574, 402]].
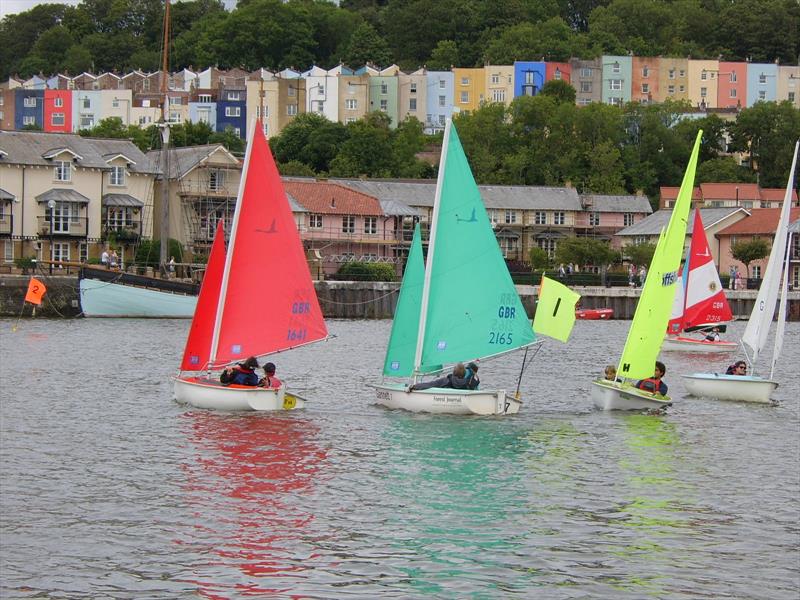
[[176, 412, 327, 598]]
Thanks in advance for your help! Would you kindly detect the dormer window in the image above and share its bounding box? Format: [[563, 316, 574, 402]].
[[55, 161, 71, 182], [110, 166, 125, 186]]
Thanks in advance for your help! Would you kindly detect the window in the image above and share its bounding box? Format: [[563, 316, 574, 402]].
[[438, 114, 446, 126], [461, 77, 469, 85], [438, 95, 446, 107], [581, 68, 592, 78], [80, 116, 94, 128], [54, 97, 63, 107], [679, 70, 685, 77], [112, 98, 119, 108], [52, 242, 70, 263], [197, 109, 211, 123], [701, 71, 707, 80], [439, 79, 446, 89], [590, 212, 600, 226], [314, 101, 324, 113], [381, 83, 388, 94], [287, 104, 297, 116], [679, 85, 685, 93], [51, 113, 65, 126], [730, 89, 738, 99], [759, 91, 766, 100], [492, 89, 506, 102], [460, 91, 469, 103], [82, 97, 90, 109], [538, 238, 556, 257], [504, 210, 516, 224], [409, 98, 417, 110], [110, 166, 125, 186], [380, 99, 388, 111], [24, 96, 37, 107], [759, 74, 767, 84], [700, 87, 707, 98], [55, 161, 71, 181], [227, 91, 240, 101], [624, 213, 634, 226], [580, 81, 592, 93], [491, 74, 500, 84], [346, 117, 356, 124], [488, 209, 499, 224], [668, 69, 675, 79], [23, 116, 36, 126], [534, 211, 547, 225], [668, 85, 675, 94], [345, 99, 357, 110], [209, 169, 225, 191], [4, 239, 13, 262], [198, 94, 212, 103], [642, 66, 649, 78], [609, 97, 623, 107], [609, 79, 622, 91], [790, 92, 796, 103], [170, 96, 182, 105], [554, 70, 562, 80], [641, 83, 650, 94], [309, 214, 323, 229], [612, 63, 620, 74], [342, 215, 355, 233], [634, 236, 648, 245], [287, 87, 296, 98], [554, 211, 565, 225], [410, 82, 417, 93], [225, 106, 241, 117], [730, 72, 737, 83], [752, 265, 761, 279], [365, 216, 377, 234], [79, 242, 88, 263]]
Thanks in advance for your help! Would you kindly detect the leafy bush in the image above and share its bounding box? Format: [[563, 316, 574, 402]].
[[14, 256, 37, 272], [336, 261, 396, 281], [134, 239, 183, 266]]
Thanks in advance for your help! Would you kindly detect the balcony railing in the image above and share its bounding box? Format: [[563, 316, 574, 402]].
[[37, 216, 88, 237], [102, 222, 142, 243]]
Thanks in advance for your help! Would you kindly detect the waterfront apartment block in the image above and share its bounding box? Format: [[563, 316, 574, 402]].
[[659, 183, 799, 209]]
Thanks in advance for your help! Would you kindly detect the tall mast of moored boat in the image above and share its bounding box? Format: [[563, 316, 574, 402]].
[[158, 0, 172, 271]]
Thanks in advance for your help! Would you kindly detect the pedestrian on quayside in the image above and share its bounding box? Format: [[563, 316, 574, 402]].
[[220, 356, 260, 386], [635, 361, 668, 395]]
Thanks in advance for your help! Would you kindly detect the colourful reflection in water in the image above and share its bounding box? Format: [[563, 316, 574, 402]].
[[176, 412, 326, 598]]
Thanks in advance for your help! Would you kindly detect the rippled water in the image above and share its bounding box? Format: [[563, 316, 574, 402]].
[[1, 318, 798, 599]]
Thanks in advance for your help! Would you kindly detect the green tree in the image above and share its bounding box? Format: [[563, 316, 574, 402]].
[[624, 241, 656, 268], [555, 236, 617, 269], [540, 79, 576, 105], [329, 112, 394, 177], [209, 127, 246, 154], [341, 21, 393, 67], [427, 40, 459, 71], [731, 238, 770, 277], [528, 247, 551, 271], [696, 157, 757, 184]]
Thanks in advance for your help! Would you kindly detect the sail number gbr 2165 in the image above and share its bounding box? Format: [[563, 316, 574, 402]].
[[489, 295, 517, 345]]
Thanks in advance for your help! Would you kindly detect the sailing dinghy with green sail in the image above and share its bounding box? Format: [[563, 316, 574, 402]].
[[591, 131, 702, 411], [374, 120, 577, 415]]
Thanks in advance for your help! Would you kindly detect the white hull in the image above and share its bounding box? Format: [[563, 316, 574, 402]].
[[80, 278, 197, 318], [682, 373, 778, 404], [174, 376, 304, 411], [591, 380, 672, 411], [662, 336, 737, 353], [373, 383, 521, 416]]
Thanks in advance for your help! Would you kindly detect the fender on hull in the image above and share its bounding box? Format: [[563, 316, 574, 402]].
[[174, 376, 304, 411], [373, 383, 521, 416]]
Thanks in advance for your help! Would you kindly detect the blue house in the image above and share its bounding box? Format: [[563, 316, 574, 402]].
[[14, 89, 44, 129], [216, 87, 247, 138], [425, 71, 454, 133], [747, 63, 778, 106], [514, 61, 546, 97]]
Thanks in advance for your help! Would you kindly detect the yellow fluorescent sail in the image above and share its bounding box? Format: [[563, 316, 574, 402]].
[[533, 276, 580, 342]]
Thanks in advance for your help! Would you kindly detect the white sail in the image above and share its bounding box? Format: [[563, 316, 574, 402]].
[[771, 230, 792, 379], [742, 141, 799, 365]]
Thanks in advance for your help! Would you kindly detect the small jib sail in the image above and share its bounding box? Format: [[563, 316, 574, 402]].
[[742, 140, 798, 376], [533, 276, 580, 343], [667, 210, 732, 334], [617, 130, 703, 380], [387, 120, 537, 377], [180, 121, 328, 373]]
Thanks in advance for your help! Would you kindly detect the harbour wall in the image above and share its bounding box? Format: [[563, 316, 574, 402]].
[[1, 275, 799, 321]]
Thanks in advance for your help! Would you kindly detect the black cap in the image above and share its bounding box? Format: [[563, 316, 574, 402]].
[[264, 362, 276, 374], [467, 362, 478, 371]]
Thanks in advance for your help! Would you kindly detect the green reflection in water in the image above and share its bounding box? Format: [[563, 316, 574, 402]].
[[381, 413, 530, 596]]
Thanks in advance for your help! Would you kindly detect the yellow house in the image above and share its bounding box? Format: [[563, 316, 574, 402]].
[[657, 58, 690, 103], [484, 65, 514, 106], [688, 59, 720, 109], [452, 67, 486, 113]]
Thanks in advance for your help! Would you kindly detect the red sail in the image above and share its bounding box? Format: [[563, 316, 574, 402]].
[[211, 123, 327, 367], [180, 220, 226, 371], [678, 210, 733, 331]]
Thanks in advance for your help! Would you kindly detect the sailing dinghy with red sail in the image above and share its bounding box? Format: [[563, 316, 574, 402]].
[[662, 210, 736, 353], [174, 121, 328, 411]]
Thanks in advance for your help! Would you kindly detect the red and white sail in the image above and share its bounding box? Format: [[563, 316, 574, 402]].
[[180, 121, 328, 372], [667, 210, 732, 334]]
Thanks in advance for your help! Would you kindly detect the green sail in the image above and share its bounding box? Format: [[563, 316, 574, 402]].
[[417, 121, 536, 371], [617, 130, 703, 381], [383, 224, 425, 377]]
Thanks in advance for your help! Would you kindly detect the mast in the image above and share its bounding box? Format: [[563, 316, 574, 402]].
[[158, 0, 172, 271], [413, 119, 452, 375]]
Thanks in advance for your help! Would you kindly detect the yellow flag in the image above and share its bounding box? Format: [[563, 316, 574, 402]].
[[533, 276, 580, 342]]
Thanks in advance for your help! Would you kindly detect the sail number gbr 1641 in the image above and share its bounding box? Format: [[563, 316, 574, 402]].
[[489, 294, 518, 345], [287, 301, 311, 341]]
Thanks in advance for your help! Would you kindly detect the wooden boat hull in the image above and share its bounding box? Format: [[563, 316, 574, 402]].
[[575, 308, 613, 320], [590, 380, 672, 411], [373, 383, 521, 416], [174, 376, 304, 411], [80, 278, 197, 318], [662, 336, 737, 353], [682, 373, 778, 403]]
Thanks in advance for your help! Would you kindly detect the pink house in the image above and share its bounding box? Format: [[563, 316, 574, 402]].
[[283, 181, 396, 274], [43, 89, 72, 132]]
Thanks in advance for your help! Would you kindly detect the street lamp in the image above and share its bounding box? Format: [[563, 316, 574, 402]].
[[47, 198, 55, 274]]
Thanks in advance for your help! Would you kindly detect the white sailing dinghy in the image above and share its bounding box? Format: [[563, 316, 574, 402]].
[[662, 210, 736, 352], [683, 140, 798, 404], [591, 131, 702, 411], [374, 120, 578, 416], [174, 122, 328, 411]]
